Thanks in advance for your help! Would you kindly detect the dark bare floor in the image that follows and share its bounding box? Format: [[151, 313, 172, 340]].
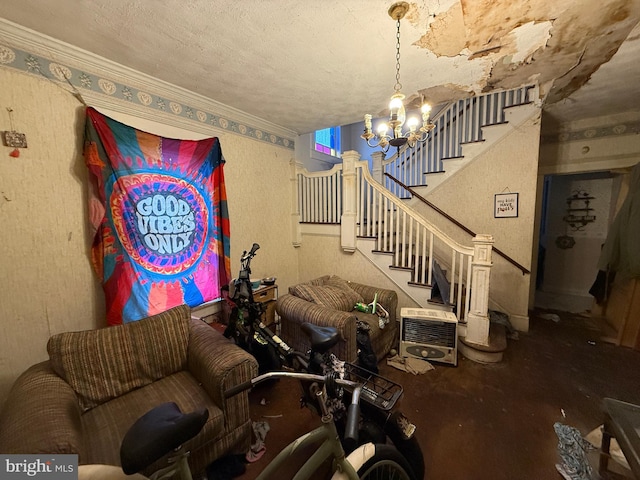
[[235, 309, 640, 480]]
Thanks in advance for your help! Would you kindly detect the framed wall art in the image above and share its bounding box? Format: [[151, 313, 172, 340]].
[[494, 192, 519, 218]]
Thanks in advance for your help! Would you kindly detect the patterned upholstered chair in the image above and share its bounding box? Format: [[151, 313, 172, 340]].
[[277, 275, 398, 364], [0, 305, 258, 477]]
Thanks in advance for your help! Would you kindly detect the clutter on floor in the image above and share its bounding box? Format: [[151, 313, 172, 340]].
[[585, 425, 631, 472], [386, 354, 435, 375], [554, 422, 595, 480], [205, 421, 272, 479], [246, 421, 270, 463], [489, 309, 519, 340]]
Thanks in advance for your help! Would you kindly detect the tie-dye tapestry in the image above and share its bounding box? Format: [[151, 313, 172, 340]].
[[83, 107, 231, 325]]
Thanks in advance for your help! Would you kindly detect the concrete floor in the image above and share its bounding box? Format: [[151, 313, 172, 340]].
[[235, 309, 640, 480]]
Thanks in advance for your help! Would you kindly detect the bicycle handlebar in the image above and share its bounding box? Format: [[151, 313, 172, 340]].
[[241, 243, 260, 262], [224, 371, 362, 445], [224, 378, 255, 398], [343, 387, 361, 452], [225, 371, 358, 398]]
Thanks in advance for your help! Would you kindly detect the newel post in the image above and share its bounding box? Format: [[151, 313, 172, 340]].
[[465, 234, 494, 346], [290, 158, 302, 247], [341, 150, 360, 253], [371, 151, 386, 185]]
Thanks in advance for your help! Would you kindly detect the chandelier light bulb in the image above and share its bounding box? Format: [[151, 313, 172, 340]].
[[377, 123, 389, 135], [389, 96, 403, 112], [360, 2, 435, 154], [389, 93, 406, 127]]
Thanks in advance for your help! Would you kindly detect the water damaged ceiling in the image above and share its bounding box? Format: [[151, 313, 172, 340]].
[[1, 0, 639, 134]]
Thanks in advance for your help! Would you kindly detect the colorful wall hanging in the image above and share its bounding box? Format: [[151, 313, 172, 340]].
[[84, 107, 230, 325]]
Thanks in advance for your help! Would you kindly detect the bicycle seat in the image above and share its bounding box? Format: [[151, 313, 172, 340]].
[[301, 323, 339, 353], [120, 402, 209, 474]]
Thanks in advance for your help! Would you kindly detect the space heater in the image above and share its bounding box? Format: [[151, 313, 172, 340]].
[[400, 307, 458, 366]]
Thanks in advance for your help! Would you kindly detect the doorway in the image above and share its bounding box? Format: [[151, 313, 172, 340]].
[[535, 171, 617, 313]]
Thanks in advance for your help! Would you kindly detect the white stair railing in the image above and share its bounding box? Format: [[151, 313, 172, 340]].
[[349, 151, 471, 314], [384, 85, 535, 198], [297, 164, 343, 223]]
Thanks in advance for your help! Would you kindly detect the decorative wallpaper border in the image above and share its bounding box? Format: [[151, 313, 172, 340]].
[[0, 21, 295, 149], [541, 121, 640, 144]]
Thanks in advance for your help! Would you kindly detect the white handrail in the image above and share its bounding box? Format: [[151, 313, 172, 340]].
[[356, 160, 473, 256]]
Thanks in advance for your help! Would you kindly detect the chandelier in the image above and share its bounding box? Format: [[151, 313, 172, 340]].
[[361, 2, 435, 153]]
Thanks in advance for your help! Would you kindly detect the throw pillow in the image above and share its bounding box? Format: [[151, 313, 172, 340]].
[[291, 284, 361, 312], [326, 276, 364, 304], [47, 305, 190, 411]]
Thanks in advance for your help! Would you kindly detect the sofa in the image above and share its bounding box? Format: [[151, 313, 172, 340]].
[[0, 304, 258, 477], [277, 275, 398, 364]]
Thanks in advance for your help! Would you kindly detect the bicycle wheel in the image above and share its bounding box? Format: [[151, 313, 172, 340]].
[[356, 444, 416, 480], [383, 411, 425, 480]]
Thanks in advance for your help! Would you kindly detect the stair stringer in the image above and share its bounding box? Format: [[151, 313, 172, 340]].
[[413, 102, 540, 197]]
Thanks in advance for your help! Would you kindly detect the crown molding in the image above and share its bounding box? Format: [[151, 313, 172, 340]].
[[0, 18, 296, 148], [541, 121, 640, 144]]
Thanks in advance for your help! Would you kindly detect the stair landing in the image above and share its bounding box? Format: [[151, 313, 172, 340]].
[[459, 323, 507, 363]]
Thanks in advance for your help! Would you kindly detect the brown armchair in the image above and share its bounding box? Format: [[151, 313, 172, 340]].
[[277, 275, 398, 364], [0, 305, 258, 477]]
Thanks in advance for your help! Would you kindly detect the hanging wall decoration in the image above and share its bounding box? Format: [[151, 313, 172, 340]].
[[563, 189, 596, 231], [494, 192, 519, 218], [84, 107, 231, 325]]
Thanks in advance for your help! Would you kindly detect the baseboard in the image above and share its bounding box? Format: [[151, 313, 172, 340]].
[[510, 313, 530, 332]]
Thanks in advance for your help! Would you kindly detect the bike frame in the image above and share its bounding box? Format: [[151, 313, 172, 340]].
[[225, 245, 422, 479], [226, 370, 367, 480], [255, 413, 359, 480]]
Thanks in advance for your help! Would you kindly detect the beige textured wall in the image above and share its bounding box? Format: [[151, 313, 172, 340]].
[[221, 135, 299, 290], [0, 68, 299, 407], [0, 69, 101, 406]]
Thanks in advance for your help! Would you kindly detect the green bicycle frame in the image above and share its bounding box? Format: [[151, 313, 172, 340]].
[[254, 410, 359, 480]]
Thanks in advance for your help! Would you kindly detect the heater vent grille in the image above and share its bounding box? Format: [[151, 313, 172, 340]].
[[400, 307, 458, 365], [403, 318, 456, 348]]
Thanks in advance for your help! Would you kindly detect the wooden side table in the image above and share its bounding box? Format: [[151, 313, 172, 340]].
[[253, 284, 278, 332], [600, 397, 640, 479]]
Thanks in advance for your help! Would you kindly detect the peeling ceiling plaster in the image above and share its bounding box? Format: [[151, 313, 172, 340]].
[[508, 21, 552, 65], [0, 0, 638, 134]]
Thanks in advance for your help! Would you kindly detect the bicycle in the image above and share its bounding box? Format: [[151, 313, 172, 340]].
[[223, 243, 425, 480], [113, 371, 416, 480]]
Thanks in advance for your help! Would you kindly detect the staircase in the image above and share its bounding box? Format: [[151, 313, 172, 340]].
[[383, 85, 537, 199], [293, 85, 540, 363]]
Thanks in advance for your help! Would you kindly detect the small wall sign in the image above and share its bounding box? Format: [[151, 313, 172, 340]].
[[494, 192, 519, 218]]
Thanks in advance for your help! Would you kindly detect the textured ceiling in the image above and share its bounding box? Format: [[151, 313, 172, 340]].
[[1, 0, 639, 134]]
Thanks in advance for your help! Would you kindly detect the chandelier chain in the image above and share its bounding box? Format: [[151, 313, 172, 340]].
[[360, 2, 434, 153], [394, 18, 402, 92]]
